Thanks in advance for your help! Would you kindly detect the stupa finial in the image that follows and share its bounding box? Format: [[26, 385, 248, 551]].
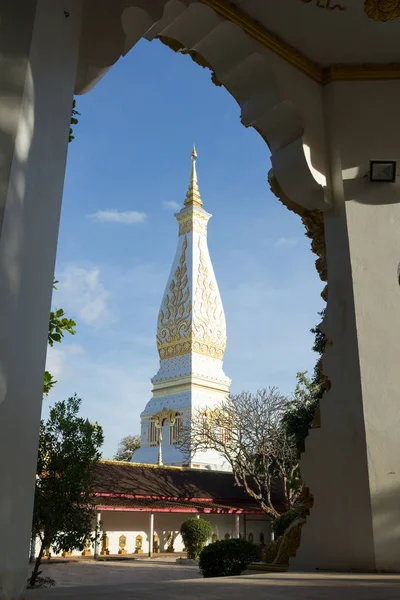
[[184, 145, 202, 207]]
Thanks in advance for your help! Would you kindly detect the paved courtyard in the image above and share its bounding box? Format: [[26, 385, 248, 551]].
[[26, 559, 400, 600]]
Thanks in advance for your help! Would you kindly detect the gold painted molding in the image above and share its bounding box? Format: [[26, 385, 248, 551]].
[[200, 0, 323, 83], [200, 0, 400, 84], [152, 380, 229, 397]]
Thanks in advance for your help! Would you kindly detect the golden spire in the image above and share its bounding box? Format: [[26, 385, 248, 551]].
[[184, 145, 203, 207]]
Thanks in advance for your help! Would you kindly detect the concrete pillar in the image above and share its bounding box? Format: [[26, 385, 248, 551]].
[[148, 513, 154, 557], [234, 514, 240, 539], [94, 512, 101, 560], [0, 1, 82, 598], [293, 79, 400, 573], [270, 522, 275, 543]]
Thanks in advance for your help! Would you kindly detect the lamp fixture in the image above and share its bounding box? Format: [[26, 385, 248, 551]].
[[369, 160, 397, 183]]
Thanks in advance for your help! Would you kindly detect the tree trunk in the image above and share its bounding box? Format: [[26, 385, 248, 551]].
[[29, 539, 45, 587]]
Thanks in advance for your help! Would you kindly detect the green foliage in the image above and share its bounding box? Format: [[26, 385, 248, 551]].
[[30, 395, 104, 587], [44, 279, 76, 396], [311, 308, 326, 356], [199, 538, 262, 578], [69, 99, 80, 142], [43, 371, 57, 396], [48, 308, 76, 347], [281, 373, 320, 455], [281, 309, 326, 455], [272, 509, 302, 538], [114, 434, 141, 461], [180, 518, 213, 559]]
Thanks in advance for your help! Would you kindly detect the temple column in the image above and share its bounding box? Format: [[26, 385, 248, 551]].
[[148, 513, 154, 557], [94, 512, 101, 559], [234, 515, 240, 539], [0, 1, 82, 598], [293, 79, 400, 572]]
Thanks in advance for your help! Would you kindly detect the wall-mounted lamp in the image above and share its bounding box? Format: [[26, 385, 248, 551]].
[[369, 160, 397, 183]]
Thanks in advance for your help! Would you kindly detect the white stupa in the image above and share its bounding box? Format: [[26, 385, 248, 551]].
[[133, 147, 231, 471]]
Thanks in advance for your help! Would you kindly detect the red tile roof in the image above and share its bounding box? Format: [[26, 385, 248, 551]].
[[93, 461, 284, 514]]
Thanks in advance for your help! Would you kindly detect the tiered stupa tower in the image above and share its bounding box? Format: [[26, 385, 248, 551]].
[[133, 147, 231, 471]]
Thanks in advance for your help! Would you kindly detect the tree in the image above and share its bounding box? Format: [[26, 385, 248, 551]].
[[281, 309, 327, 455], [29, 395, 104, 587], [43, 95, 80, 394], [69, 99, 80, 142], [178, 388, 300, 519], [180, 517, 213, 559], [43, 280, 76, 396], [114, 434, 141, 461]]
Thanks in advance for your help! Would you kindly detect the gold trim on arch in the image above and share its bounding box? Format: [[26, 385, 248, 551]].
[[200, 0, 400, 84]]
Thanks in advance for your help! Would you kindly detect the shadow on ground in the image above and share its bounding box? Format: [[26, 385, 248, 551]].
[[27, 569, 400, 600]]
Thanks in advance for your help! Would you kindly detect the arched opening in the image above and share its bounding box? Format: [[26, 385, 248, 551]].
[[46, 37, 323, 458]]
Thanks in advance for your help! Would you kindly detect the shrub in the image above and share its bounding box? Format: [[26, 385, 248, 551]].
[[180, 517, 212, 559], [272, 509, 301, 538], [199, 538, 262, 578]]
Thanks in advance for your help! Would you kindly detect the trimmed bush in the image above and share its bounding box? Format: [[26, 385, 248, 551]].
[[180, 518, 212, 559], [272, 509, 301, 538], [199, 538, 262, 578]]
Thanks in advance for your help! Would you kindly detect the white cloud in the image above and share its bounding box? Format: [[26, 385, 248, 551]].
[[90, 209, 147, 224], [163, 201, 180, 211], [66, 344, 85, 355], [274, 237, 298, 248], [56, 266, 110, 326], [45, 344, 84, 383], [45, 346, 65, 379]]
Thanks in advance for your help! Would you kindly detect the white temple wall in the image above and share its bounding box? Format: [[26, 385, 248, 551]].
[[294, 79, 400, 571], [34, 512, 271, 558], [136, 384, 231, 469]]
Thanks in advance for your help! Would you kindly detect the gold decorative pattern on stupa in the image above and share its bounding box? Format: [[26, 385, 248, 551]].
[[178, 211, 209, 236], [156, 148, 226, 360], [192, 239, 226, 359], [157, 236, 192, 358]]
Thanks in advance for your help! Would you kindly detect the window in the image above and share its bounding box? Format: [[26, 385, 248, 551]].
[[201, 412, 212, 447], [148, 420, 159, 447], [169, 414, 182, 445], [220, 424, 232, 445]]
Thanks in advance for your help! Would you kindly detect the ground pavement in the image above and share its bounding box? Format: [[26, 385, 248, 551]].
[[27, 558, 400, 600]]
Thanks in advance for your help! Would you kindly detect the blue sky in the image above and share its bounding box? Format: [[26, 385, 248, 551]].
[[43, 39, 324, 458]]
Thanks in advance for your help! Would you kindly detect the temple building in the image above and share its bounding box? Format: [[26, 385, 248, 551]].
[[33, 149, 279, 560], [133, 146, 231, 471]]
